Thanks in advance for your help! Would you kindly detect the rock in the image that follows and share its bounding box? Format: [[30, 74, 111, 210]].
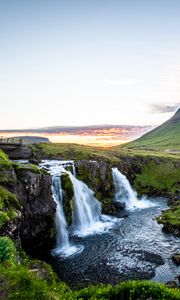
[[61, 173, 74, 225], [162, 224, 180, 237], [166, 279, 180, 288], [0, 144, 32, 159], [113, 201, 126, 210], [0, 162, 56, 255], [172, 253, 180, 266], [15, 168, 56, 254]]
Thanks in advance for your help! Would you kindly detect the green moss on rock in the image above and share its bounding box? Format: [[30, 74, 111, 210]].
[[13, 163, 42, 175], [157, 201, 180, 237], [0, 149, 9, 161], [0, 236, 17, 266], [0, 186, 20, 229], [61, 173, 74, 225]]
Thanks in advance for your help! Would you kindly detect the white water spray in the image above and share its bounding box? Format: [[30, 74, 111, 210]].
[[112, 167, 155, 210], [67, 172, 104, 235], [40, 160, 83, 257], [52, 175, 69, 248]]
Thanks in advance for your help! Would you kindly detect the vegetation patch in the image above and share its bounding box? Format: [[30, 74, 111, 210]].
[[0, 186, 20, 229], [0, 149, 9, 161], [13, 162, 42, 174], [75, 280, 180, 299], [134, 161, 180, 195], [157, 201, 180, 236], [0, 236, 17, 266]]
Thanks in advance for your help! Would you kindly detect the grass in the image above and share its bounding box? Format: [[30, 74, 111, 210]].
[[37, 142, 180, 162], [134, 161, 180, 195], [125, 108, 180, 152]]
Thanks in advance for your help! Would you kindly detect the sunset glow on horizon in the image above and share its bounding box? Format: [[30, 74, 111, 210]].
[[0, 126, 152, 147]]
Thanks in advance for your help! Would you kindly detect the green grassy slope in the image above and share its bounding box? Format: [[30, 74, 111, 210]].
[[125, 108, 180, 151]]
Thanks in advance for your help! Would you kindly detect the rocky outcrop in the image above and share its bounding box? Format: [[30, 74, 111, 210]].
[[14, 167, 56, 254], [61, 173, 74, 225], [75, 156, 180, 198], [75, 160, 116, 213], [0, 162, 56, 255], [0, 143, 32, 159], [172, 253, 180, 266]]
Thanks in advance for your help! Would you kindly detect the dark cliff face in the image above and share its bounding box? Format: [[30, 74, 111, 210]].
[[0, 164, 56, 255], [0, 144, 33, 159], [14, 168, 56, 254], [75, 156, 180, 201]]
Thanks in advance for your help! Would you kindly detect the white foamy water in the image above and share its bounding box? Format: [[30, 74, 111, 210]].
[[40, 160, 84, 257], [112, 167, 156, 210]]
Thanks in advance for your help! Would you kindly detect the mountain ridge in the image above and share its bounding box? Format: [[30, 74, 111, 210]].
[[125, 108, 180, 151]]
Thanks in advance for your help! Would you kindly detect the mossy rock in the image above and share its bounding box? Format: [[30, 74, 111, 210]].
[[157, 201, 180, 237], [13, 163, 42, 176], [0, 236, 17, 266], [0, 149, 9, 161], [61, 173, 74, 225], [0, 186, 21, 229]]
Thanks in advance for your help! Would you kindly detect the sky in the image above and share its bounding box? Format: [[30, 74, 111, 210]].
[[0, 0, 180, 130]]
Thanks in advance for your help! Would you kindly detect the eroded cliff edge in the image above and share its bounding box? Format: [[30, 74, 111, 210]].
[[0, 150, 56, 254]]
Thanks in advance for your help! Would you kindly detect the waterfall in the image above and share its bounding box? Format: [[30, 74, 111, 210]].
[[67, 172, 102, 235], [40, 160, 83, 257], [40, 160, 115, 255], [112, 167, 155, 210], [52, 175, 69, 249]]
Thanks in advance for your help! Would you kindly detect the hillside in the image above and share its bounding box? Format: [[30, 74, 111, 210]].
[[125, 108, 180, 152]]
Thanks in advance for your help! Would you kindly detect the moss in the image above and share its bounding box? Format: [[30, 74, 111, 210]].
[[75, 280, 180, 300], [0, 264, 72, 300], [0, 186, 20, 229], [0, 150, 16, 184], [13, 163, 42, 174], [134, 161, 180, 195], [61, 174, 74, 225], [0, 237, 17, 266], [157, 201, 180, 236], [0, 149, 9, 161], [0, 161, 14, 184]]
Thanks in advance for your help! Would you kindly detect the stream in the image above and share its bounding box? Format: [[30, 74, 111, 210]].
[[45, 197, 179, 288]]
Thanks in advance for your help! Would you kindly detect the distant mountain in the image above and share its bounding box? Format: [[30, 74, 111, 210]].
[[126, 108, 180, 151], [0, 124, 151, 133]]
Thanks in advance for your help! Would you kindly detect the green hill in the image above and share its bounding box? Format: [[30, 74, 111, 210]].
[[126, 108, 180, 152]]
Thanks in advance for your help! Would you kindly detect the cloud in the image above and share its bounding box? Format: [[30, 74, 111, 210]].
[[105, 79, 141, 86], [150, 103, 180, 113]]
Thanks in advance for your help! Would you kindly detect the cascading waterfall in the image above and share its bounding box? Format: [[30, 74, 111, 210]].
[[40, 160, 83, 257], [112, 167, 155, 210], [67, 172, 103, 235], [40, 160, 114, 255], [52, 175, 69, 249]]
